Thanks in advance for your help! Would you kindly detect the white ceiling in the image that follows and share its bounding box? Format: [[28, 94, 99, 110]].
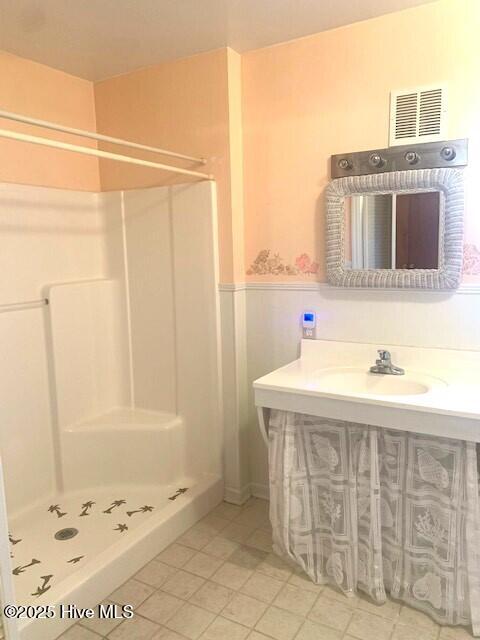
[[0, 0, 436, 81]]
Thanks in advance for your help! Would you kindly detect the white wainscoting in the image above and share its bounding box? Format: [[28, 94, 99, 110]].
[[220, 281, 480, 501]]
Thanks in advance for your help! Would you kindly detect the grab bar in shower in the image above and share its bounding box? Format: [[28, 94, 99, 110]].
[[0, 298, 49, 313]]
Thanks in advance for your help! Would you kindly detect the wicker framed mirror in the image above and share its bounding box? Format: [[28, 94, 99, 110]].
[[325, 168, 465, 289]]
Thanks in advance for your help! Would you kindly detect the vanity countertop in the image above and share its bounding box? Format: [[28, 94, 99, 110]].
[[253, 339, 480, 442]]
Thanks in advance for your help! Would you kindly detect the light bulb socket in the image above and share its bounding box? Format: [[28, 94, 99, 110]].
[[369, 153, 385, 168], [405, 151, 419, 165], [441, 146, 456, 161], [337, 158, 351, 170]]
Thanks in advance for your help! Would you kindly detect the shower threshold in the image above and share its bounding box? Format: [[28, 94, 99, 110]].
[[9, 474, 222, 640]]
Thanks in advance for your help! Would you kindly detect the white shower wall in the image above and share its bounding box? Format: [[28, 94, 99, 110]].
[[0, 180, 221, 517], [107, 182, 222, 480], [122, 187, 176, 413], [0, 184, 106, 514]]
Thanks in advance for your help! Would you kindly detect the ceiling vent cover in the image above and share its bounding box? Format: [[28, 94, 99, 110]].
[[389, 85, 447, 146]]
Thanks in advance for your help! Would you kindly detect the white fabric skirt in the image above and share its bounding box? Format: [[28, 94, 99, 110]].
[[268, 410, 480, 635]]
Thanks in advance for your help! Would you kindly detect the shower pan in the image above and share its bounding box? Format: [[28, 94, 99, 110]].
[[0, 179, 223, 640]]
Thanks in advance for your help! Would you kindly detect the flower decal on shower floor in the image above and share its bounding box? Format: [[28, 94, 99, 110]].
[[247, 250, 319, 276]]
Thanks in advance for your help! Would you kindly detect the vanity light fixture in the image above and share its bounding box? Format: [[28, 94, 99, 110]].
[[331, 139, 467, 178]]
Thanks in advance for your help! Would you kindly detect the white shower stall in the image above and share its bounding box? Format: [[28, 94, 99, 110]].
[[0, 179, 223, 639]]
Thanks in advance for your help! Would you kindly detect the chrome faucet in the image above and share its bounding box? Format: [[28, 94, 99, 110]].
[[369, 350, 405, 376]]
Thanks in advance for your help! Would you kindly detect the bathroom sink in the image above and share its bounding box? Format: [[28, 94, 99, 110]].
[[312, 367, 444, 396], [253, 339, 480, 444]]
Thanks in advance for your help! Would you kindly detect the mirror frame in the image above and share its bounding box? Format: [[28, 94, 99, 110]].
[[325, 168, 464, 289]]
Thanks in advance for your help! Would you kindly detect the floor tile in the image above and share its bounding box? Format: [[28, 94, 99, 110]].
[[258, 520, 273, 534], [229, 546, 268, 570], [79, 601, 124, 636], [60, 626, 102, 640], [200, 616, 250, 640], [235, 500, 270, 526], [242, 498, 267, 509], [392, 622, 439, 640], [135, 560, 177, 588], [202, 536, 239, 560], [234, 509, 269, 529], [98, 501, 478, 640], [177, 525, 216, 550], [156, 544, 197, 569], [109, 579, 155, 608], [165, 603, 215, 640], [189, 581, 234, 614], [272, 583, 318, 617], [257, 553, 293, 582], [255, 605, 304, 640], [321, 586, 359, 608], [399, 604, 441, 631], [439, 627, 475, 639], [161, 569, 205, 599], [245, 529, 273, 553], [222, 592, 268, 627], [308, 593, 353, 632], [137, 591, 183, 625], [240, 572, 284, 603], [220, 522, 256, 542], [287, 572, 323, 594], [183, 552, 223, 579], [295, 619, 342, 640], [199, 514, 230, 532], [210, 502, 243, 521], [152, 629, 189, 640], [211, 561, 253, 590], [355, 593, 401, 620], [346, 609, 394, 640], [107, 614, 160, 639]]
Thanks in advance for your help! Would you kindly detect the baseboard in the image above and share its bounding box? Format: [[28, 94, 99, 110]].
[[224, 484, 252, 505], [250, 482, 270, 500], [224, 482, 270, 504]]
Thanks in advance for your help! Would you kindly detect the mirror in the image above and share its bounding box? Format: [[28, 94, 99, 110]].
[[344, 191, 441, 270], [325, 168, 465, 289]]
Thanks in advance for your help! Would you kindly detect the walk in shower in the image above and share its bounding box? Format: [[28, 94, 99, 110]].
[[0, 113, 223, 640]]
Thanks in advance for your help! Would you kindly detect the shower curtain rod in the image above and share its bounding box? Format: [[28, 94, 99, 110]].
[[0, 128, 213, 179], [0, 109, 206, 165]]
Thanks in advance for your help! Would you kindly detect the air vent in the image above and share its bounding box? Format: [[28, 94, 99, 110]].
[[389, 86, 447, 146]]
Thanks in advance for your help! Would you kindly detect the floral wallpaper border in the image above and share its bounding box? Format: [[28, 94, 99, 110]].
[[247, 250, 319, 276], [463, 243, 480, 276], [246, 244, 480, 277]]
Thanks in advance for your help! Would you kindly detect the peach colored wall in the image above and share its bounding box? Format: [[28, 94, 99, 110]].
[[3, 0, 480, 283], [94, 48, 242, 283], [242, 0, 480, 282], [0, 51, 99, 191]]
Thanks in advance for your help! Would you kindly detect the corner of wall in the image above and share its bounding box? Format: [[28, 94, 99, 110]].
[[226, 48, 246, 284]]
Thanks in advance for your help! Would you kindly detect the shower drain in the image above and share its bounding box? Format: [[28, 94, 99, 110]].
[[54, 527, 79, 541]]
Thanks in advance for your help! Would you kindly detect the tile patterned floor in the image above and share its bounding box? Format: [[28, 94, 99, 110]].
[[60, 498, 475, 640]]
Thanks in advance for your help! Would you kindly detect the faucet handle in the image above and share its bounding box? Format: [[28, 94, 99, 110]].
[[378, 349, 390, 361]]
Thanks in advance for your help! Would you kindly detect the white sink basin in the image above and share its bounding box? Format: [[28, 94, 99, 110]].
[[313, 367, 445, 397], [253, 339, 480, 444]]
